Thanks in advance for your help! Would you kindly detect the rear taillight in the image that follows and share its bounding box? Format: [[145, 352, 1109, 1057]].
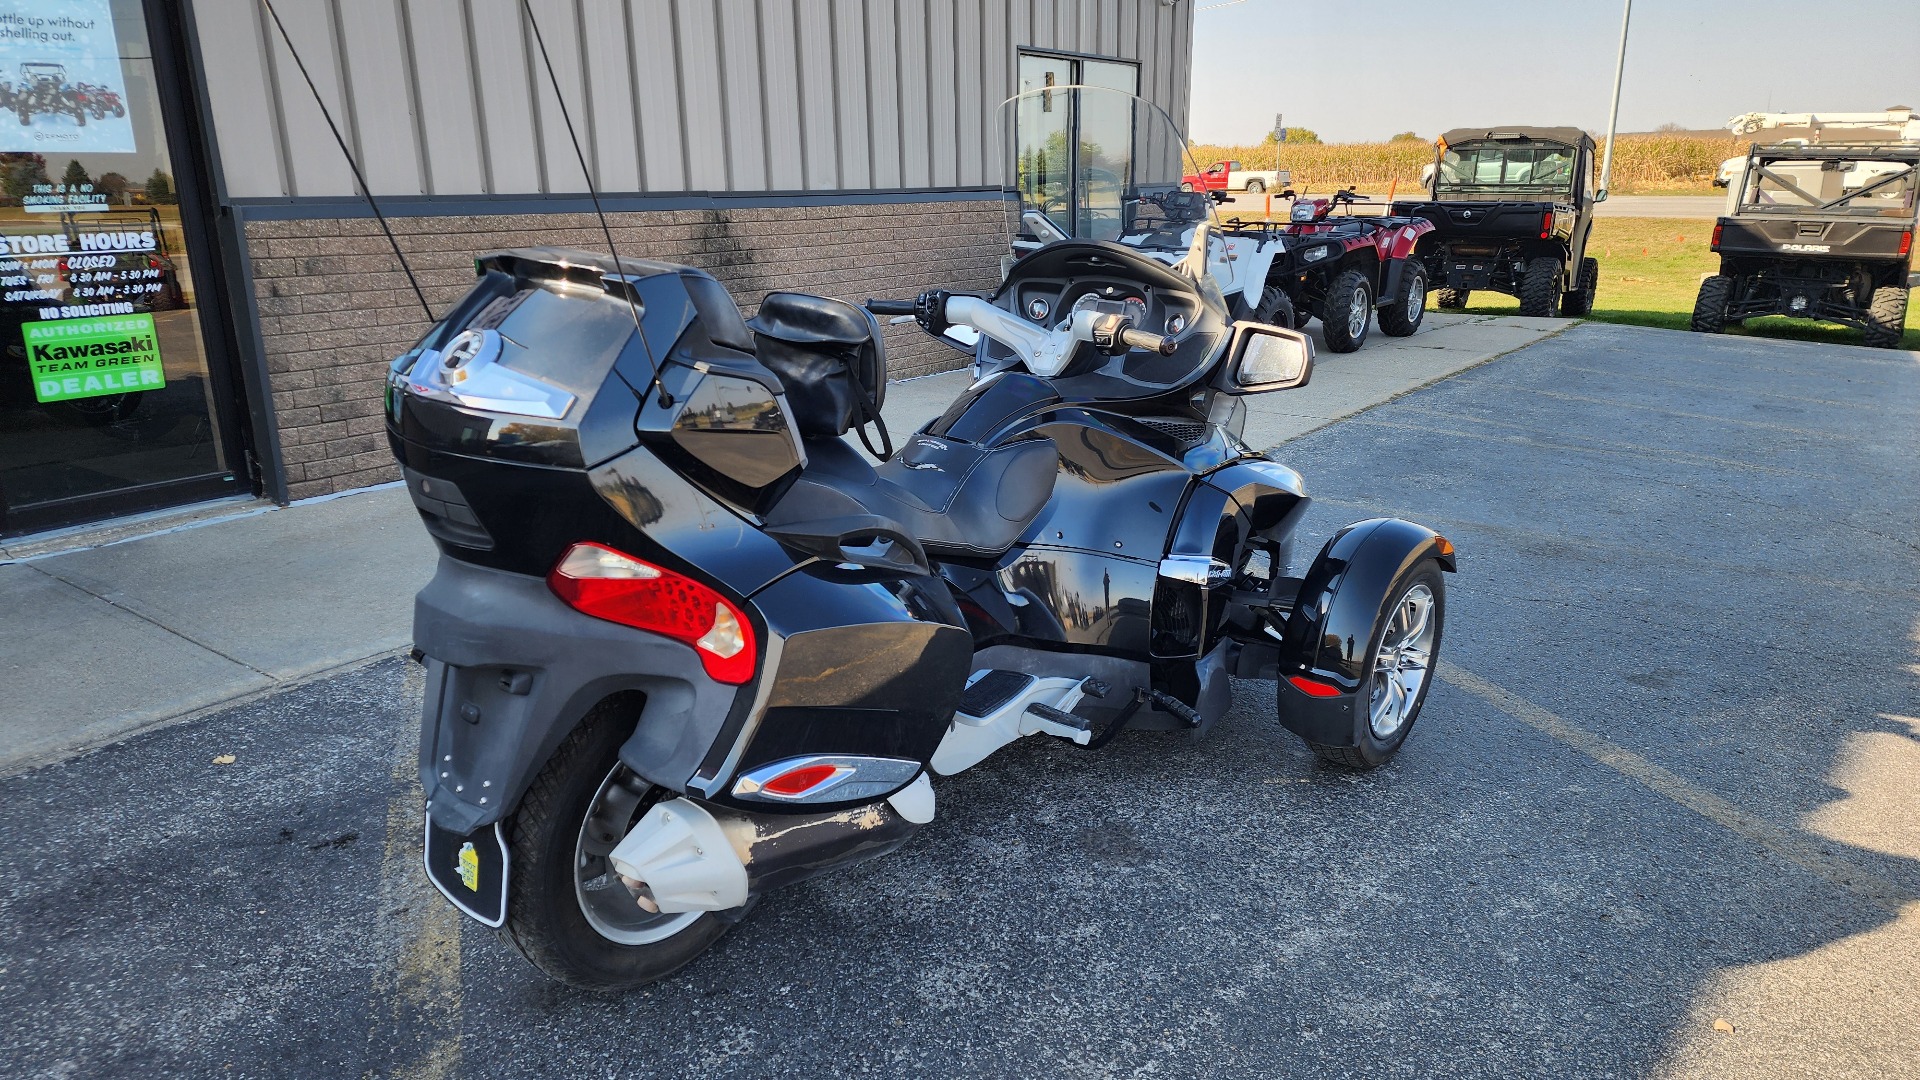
[[1711, 223, 1723, 251], [1901, 230, 1913, 257], [1539, 211, 1553, 240], [547, 542, 756, 684]]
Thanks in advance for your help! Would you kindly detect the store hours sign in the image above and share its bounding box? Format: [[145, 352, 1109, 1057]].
[[24, 314, 163, 402]]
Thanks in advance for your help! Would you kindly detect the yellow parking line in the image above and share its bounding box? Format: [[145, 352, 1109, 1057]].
[[1441, 665, 1912, 915], [365, 663, 464, 1079]]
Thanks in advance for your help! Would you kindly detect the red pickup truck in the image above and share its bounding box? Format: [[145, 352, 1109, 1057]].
[[1180, 160, 1292, 194]]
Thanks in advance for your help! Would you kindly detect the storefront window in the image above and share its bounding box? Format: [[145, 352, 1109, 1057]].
[[0, 0, 236, 536]]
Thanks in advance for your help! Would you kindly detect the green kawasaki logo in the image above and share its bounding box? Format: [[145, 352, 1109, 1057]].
[[25, 315, 166, 403]]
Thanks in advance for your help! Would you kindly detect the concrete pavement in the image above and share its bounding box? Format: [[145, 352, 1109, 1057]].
[[0, 310, 1569, 776]]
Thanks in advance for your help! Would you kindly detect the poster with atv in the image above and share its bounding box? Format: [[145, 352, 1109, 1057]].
[[0, 0, 135, 155]]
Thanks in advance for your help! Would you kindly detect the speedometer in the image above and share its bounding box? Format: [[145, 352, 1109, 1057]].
[[1122, 296, 1149, 324]]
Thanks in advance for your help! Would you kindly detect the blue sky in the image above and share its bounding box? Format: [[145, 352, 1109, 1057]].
[[1188, 0, 1920, 143]]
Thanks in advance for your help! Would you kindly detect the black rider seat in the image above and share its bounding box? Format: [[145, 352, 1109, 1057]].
[[769, 433, 1059, 560]]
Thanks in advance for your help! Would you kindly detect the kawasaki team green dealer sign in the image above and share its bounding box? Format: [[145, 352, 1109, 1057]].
[[24, 314, 165, 403]]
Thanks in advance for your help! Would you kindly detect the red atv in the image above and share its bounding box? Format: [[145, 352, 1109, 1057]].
[[1245, 187, 1437, 352]]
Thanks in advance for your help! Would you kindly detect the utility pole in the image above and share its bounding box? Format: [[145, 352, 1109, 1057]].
[[1596, 0, 1632, 200]]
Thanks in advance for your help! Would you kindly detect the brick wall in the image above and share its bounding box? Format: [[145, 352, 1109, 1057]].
[[244, 200, 1008, 500]]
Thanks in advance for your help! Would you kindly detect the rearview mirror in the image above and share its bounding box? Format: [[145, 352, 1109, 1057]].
[[1216, 322, 1313, 394]]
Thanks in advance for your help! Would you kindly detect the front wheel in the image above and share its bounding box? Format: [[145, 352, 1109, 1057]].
[[1308, 559, 1445, 769], [1377, 264, 1427, 337], [502, 700, 733, 990], [1252, 284, 1296, 330], [1320, 267, 1373, 352]]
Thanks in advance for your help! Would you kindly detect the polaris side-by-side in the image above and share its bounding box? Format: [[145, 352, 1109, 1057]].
[[391, 86, 1456, 989]]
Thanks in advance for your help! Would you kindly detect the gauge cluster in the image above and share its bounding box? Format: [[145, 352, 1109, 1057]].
[[1013, 277, 1194, 341]]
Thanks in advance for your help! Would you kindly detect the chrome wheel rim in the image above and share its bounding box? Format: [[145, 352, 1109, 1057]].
[[574, 764, 701, 945], [1348, 287, 1369, 338], [1406, 272, 1425, 323], [1368, 583, 1437, 740]]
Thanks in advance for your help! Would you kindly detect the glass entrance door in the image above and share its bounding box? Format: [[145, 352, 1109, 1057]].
[[0, 0, 242, 537], [1014, 53, 1142, 242]]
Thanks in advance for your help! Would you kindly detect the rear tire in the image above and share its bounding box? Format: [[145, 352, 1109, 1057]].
[[1308, 559, 1445, 770], [1377, 264, 1427, 337], [1517, 256, 1562, 317], [1863, 285, 1909, 349], [1691, 274, 1733, 334], [1561, 257, 1599, 317], [1320, 267, 1373, 353], [1246, 179, 1266, 194], [1180, 182, 1195, 192], [502, 700, 733, 991], [1435, 287, 1469, 310]]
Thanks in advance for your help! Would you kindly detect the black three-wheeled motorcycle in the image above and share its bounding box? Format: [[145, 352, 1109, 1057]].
[[391, 88, 1454, 989]]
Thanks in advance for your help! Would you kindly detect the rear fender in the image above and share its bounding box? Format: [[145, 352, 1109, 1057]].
[[414, 555, 739, 834], [1274, 517, 1455, 747]]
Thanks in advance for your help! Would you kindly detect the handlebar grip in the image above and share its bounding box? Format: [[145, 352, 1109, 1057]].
[[864, 299, 917, 316], [1120, 327, 1178, 356]]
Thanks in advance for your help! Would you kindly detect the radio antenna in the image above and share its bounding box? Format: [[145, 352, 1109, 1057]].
[[518, 0, 670, 407], [257, 0, 432, 323]]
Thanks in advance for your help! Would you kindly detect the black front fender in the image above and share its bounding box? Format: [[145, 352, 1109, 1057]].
[[1274, 518, 1455, 746]]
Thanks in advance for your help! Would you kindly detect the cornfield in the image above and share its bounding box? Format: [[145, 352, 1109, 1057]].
[[1185, 134, 1748, 194]]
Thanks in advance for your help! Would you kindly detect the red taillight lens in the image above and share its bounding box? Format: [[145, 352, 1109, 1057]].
[[1711, 223, 1723, 251], [1901, 230, 1913, 257], [1288, 675, 1344, 698], [547, 542, 756, 684], [761, 763, 845, 797], [1539, 211, 1553, 240]]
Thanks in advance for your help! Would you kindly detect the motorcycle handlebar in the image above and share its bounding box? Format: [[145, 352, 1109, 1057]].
[[1120, 326, 1178, 356], [863, 299, 918, 316]]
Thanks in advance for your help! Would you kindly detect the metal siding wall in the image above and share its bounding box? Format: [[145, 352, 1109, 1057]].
[[404, 0, 486, 194], [674, 0, 729, 190], [264, 0, 357, 197], [896, 1, 931, 188], [795, 0, 839, 189], [760, 0, 806, 190], [196, 0, 1191, 200], [580, 0, 642, 192], [195, 0, 286, 197], [864, 2, 903, 188], [633, 5, 688, 191], [335, 1, 425, 195], [717, 0, 769, 190], [467, 0, 542, 194]]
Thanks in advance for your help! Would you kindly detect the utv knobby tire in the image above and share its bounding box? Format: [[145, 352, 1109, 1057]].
[[1307, 558, 1446, 770], [502, 700, 732, 991], [1320, 267, 1373, 353], [1435, 287, 1470, 310], [1863, 285, 1909, 349], [1691, 275, 1733, 334], [1561, 257, 1599, 317], [1377, 263, 1427, 337], [1517, 257, 1562, 317]]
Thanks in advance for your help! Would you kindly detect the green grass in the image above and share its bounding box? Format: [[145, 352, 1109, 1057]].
[[1433, 217, 1920, 351]]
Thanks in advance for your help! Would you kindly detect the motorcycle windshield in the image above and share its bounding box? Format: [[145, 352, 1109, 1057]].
[[996, 84, 1220, 252]]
